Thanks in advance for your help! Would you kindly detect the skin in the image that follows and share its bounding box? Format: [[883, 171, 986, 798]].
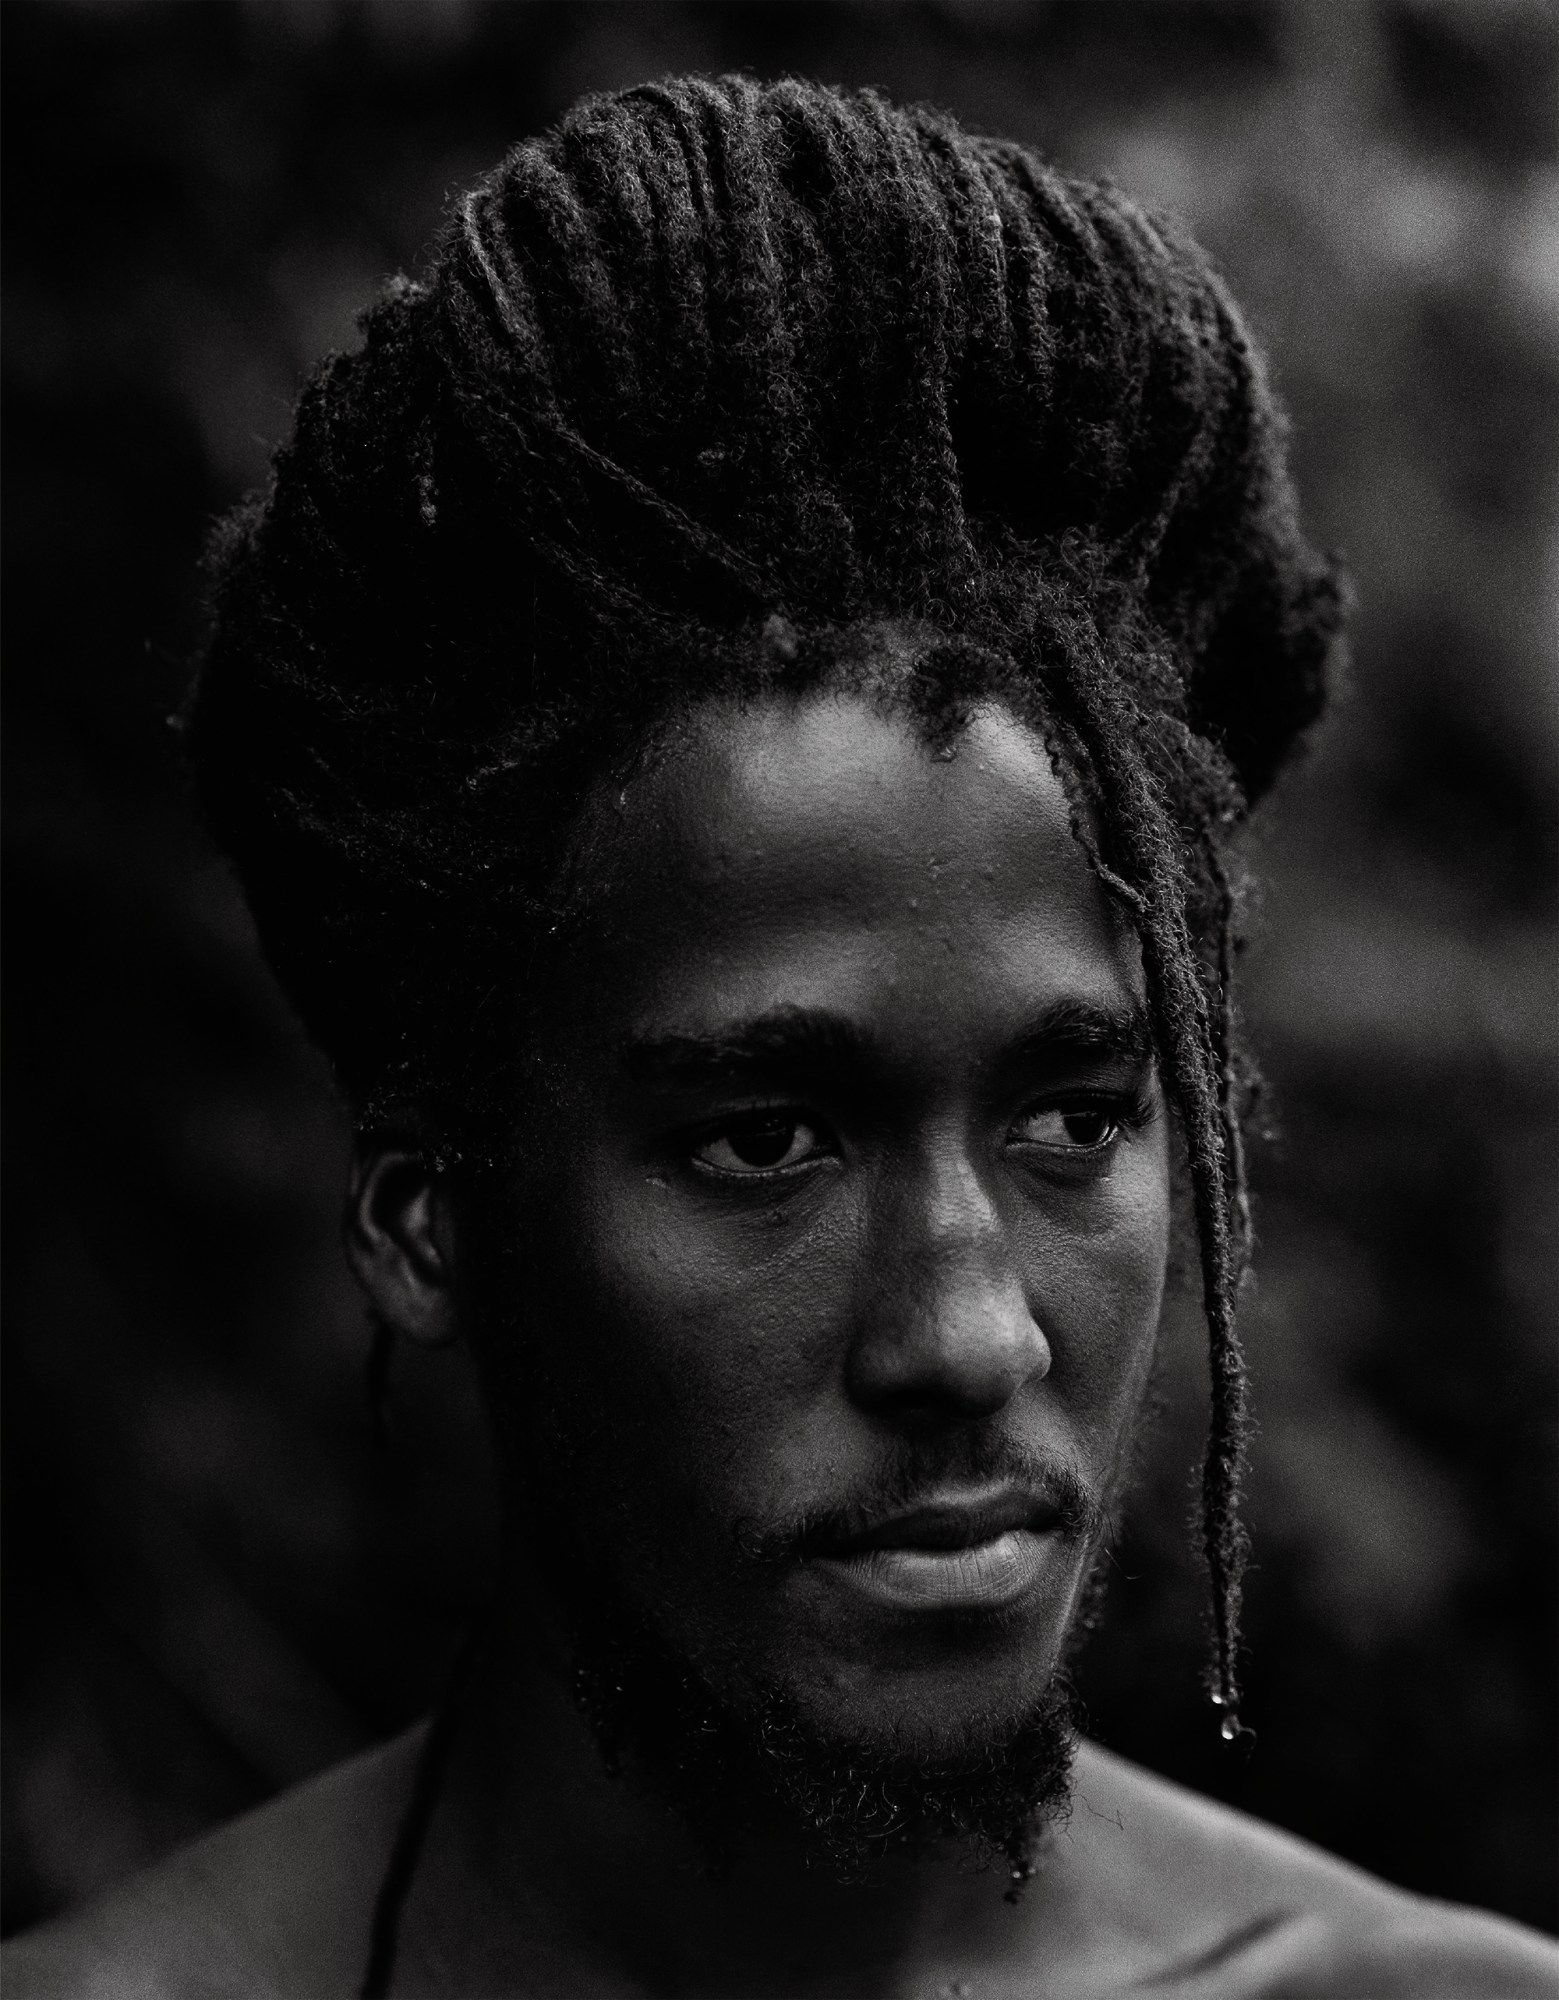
[[484, 688, 1170, 1762], [7, 690, 1557, 1999], [381, 687, 1172, 1994], [389, 686, 1172, 1996]]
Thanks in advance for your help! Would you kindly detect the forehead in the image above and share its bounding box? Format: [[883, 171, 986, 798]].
[[554, 692, 1143, 1054]]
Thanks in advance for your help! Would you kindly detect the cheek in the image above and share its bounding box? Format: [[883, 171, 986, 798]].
[[1017, 1133, 1171, 1430], [534, 1162, 856, 1505]]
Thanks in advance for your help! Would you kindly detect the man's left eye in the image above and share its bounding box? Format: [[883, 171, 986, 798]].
[[692, 1114, 827, 1176], [1008, 1105, 1120, 1151]]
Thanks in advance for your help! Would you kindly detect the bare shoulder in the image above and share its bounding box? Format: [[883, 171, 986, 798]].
[[0, 1730, 421, 2000], [1061, 1741, 1559, 1997]]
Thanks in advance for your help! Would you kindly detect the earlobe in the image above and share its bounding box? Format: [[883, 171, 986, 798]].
[[344, 1146, 460, 1347]]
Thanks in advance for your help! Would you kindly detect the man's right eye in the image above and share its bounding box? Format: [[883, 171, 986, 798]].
[[691, 1113, 829, 1176]]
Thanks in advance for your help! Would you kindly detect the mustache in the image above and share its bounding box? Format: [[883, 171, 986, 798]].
[[735, 1433, 1106, 1568]]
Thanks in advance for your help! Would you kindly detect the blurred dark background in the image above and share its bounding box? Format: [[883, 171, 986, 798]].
[[4, 0, 1556, 1941]]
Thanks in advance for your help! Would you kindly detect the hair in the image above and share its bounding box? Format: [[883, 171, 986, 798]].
[[188, 75, 1344, 1732]]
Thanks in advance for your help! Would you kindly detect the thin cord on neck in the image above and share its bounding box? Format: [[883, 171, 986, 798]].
[[360, 1630, 482, 2000]]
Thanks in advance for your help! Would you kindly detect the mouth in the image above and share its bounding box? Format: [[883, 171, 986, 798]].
[[808, 1489, 1064, 1614]]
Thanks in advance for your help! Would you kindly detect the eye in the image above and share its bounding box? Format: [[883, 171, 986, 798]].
[[1008, 1104, 1121, 1152], [692, 1112, 829, 1177]]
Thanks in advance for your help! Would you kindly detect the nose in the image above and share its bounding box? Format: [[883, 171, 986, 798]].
[[845, 1137, 1051, 1421]]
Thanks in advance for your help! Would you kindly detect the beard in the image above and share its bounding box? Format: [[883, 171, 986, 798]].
[[563, 1590, 1082, 1893], [503, 1402, 1101, 1890], [467, 1200, 1106, 1893]]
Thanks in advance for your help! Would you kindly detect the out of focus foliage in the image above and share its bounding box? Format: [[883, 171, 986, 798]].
[[3, 0, 1555, 1937]]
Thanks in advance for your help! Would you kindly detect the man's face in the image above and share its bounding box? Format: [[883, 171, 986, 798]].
[[503, 690, 1170, 1780]]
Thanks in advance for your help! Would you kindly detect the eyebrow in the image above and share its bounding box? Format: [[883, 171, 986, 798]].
[[622, 1007, 872, 1086], [1005, 997, 1155, 1071], [621, 996, 1155, 1089]]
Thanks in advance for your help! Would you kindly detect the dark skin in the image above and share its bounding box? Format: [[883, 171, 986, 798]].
[[354, 689, 1170, 1993], [9, 690, 1557, 1998], [509, 690, 1167, 1747]]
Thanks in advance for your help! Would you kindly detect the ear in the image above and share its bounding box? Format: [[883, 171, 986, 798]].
[[344, 1142, 459, 1347]]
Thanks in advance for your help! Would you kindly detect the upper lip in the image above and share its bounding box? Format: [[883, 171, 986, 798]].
[[822, 1488, 1062, 1557]]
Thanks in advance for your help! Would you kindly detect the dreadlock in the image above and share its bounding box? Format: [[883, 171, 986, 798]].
[[189, 75, 1344, 1732]]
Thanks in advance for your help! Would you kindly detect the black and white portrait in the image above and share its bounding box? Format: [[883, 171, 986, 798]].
[[4, 5, 1556, 1995]]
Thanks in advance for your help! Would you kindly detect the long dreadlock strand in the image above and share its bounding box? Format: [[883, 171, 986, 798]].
[[1041, 645, 1253, 1727]]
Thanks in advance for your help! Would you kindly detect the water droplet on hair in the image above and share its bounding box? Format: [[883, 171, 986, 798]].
[[1220, 1713, 1240, 1742]]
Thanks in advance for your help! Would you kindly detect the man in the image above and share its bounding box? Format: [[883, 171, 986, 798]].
[[6, 75, 1555, 1999]]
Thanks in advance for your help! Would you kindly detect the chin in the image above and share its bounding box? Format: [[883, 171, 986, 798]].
[[567, 1588, 1081, 1885], [767, 1630, 1069, 1765]]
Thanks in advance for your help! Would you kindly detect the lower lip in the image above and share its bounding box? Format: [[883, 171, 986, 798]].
[[819, 1528, 1052, 1612]]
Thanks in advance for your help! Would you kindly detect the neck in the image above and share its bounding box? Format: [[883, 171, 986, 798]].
[[396, 1585, 1077, 1998]]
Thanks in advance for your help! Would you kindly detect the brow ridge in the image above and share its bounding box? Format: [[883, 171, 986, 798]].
[[622, 996, 1153, 1087]]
